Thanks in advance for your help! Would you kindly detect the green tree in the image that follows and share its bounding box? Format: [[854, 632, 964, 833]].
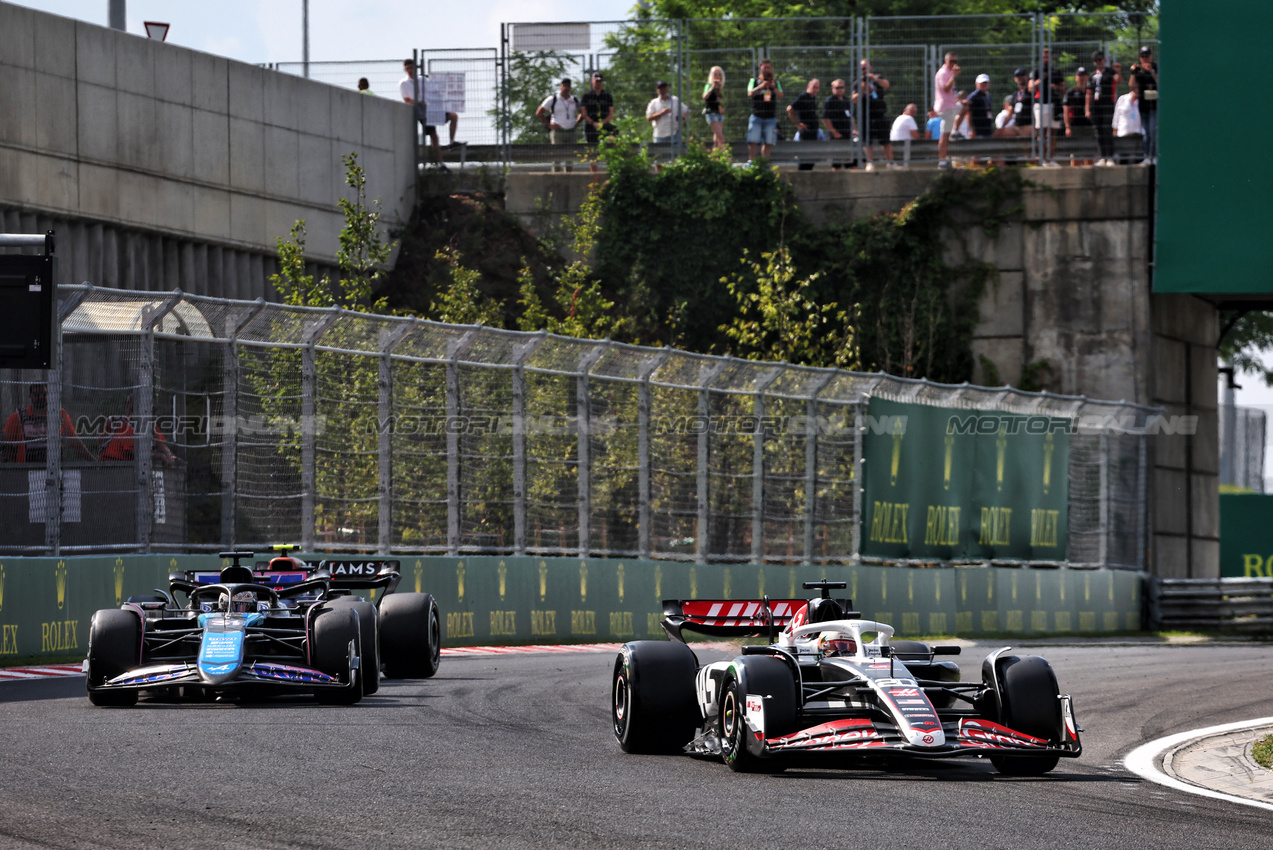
[[1220, 311, 1273, 386], [491, 51, 581, 144], [430, 247, 506, 327]]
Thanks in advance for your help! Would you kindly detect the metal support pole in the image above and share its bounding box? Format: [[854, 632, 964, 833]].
[[445, 329, 479, 555], [377, 323, 413, 555], [851, 402, 865, 560], [300, 309, 340, 553], [512, 333, 545, 556], [636, 351, 669, 560], [45, 320, 63, 555], [1098, 430, 1110, 567], [136, 292, 181, 553], [221, 299, 266, 548], [804, 373, 836, 564], [751, 367, 782, 564], [1137, 432, 1148, 570], [696, 361, 726, 564], [576, 343, 609, 558]]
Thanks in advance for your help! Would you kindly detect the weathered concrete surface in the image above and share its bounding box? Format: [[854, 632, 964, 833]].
[[501, 165, 1218, 577], [0, 3, 416, 296]]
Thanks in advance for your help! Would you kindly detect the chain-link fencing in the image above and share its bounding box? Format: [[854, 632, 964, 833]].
[[0, 286, 1156, 570], [1220, 403, 1267, 493]]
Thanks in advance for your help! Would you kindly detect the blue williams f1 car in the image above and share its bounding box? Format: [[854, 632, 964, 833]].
[[85, 549, 442, 706], [612, 581, 1081, 775]]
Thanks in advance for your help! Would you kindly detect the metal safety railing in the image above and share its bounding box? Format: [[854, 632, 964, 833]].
[[0, 286, 1157, 569]]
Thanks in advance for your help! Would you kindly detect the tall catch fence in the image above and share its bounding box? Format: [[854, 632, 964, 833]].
[[1219, 403, 1267, 493], [0, 286, 1155, 569]]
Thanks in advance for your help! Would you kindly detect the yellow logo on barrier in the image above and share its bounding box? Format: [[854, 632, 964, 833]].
[[943, 435, 954, 490], [498, 560, 507, 601], [414, 559, 423, 593], [579, 561, 588, 603], [1043, 433, 1055, 494], [996, 427, 1008, 492], [890, 418, 905, 486], [114, 558, 125, 607], [456, 561, 466, 602], [723, 568, 731, 600], [0, 562, 5, 613], [653, 564, 662, 599], [56, 560, 67, 611], [539, 560, 548, 601], [617, 563, 625, 604], [757, 568, 764, 598], [689, 566, 698, 599]]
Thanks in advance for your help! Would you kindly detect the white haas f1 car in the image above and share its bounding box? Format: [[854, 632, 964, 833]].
[[85, 549, 441, 706], [612, 581, 1081, 775]]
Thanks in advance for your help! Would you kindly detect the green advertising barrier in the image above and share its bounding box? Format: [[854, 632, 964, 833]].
[[1219, 494, 1273, 577], [861, 399, 1069, 561], [0, 554, 1142, 664]]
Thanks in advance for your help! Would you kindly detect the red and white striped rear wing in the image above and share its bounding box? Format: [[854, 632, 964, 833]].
[[661, 599, 811, 642]]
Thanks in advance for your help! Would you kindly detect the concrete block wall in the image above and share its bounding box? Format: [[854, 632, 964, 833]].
[[500, 165, 1219, 577], [0, 2, 416, 296]]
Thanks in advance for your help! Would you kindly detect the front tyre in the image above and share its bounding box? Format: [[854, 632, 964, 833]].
[[990, 655, 1062, 776], [86, 609, 140, 707], [326, 597, 380, 695], [379, 593, 441, 679], [313, 607, 363, 705], [720, 656, 797, 773], [612, 641, 697, 754]]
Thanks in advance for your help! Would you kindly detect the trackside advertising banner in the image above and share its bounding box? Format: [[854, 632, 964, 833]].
[[861, 399, 1069, 561], [0, 555, 1140, 663]]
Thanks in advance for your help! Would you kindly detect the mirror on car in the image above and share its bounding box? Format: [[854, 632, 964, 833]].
[[933, 645, 961, 655]]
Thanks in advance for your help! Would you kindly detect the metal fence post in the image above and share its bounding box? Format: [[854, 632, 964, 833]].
[[512, 333, 546, 555], [576, 343, 609, 558], [804, 373, 837, 564], [301, 309, 340, 553], [45, 315, 63, 556], [696, 361, 726, 563], [378, 324, 413, 555], [137, 292, 181, 553], [637, 350, 669, 560], [446, 328, 479, 555], [222, 299, 265, 548], [752, 367, 782, 564], [1098, 429, 1109, 567], [1137, 431, 1148, 570], [852, 401, 865, 560]]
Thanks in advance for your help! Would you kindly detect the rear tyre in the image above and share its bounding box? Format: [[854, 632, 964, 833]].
[[86, 609, 140, 707], [612, 641, 698, 754], [380, 593, 441, 679], [313, 607, 363, 705], [327, 597, 380, 695], [720, 655, 797, 773], [989, 655, 1062, 776]]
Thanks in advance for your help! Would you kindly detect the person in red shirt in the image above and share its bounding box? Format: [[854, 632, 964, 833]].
[[97, 395, 176, 466], [1, 383, 94, 463]]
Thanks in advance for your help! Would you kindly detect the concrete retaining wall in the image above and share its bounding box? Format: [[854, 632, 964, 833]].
[[0, 3, 416, 296]]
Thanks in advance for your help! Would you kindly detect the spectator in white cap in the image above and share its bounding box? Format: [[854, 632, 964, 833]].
[[957, 73, 1002, 139]]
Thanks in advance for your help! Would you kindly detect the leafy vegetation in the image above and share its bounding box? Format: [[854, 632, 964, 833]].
[[1254, 734, 1273, 770]]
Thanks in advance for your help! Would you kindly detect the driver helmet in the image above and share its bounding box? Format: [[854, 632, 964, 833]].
[[818, 634, 857, 657], [229, 590, 257, 613]]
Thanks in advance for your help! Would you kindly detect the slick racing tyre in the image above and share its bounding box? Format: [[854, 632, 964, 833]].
[[313, 606, 364, 705], [612, 641, 698, 754], [327, 597, 380, 695], [86, 609, 141, 707], [379, 593, 441, 679], [989, 655, 1061, 776], [720, 655, 796, 773]]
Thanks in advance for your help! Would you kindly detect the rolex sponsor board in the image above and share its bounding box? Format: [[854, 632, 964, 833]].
[[862, 399, 1069, 561]]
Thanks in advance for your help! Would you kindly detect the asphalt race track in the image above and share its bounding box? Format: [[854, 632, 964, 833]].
[[1, 642, 1270, 849]]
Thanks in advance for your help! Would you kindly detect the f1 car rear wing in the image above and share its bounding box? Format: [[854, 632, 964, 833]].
[[662, 598, 827, 643], [170, 552, 403, 599]]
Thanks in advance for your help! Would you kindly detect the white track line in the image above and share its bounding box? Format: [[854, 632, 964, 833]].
[[1124, 717, 1273, 813]]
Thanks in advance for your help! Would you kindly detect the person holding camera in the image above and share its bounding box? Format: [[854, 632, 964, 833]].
[[702, 66, 727, 151], [933, 52, 960, 167], [1131, 46, 1158, 165], [852, 59, 892, 170], [746, 58, 784, 162]]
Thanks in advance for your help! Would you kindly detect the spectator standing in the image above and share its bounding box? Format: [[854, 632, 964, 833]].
[[357, 77, 373, 95], [958, 74, 999, 138], [1063, 68, 1093, 165], [400, 59, 457, 169], [1, 383, 93, 463], [702, 66, 727, 151], [996, 94, 1017, 133], [1029, 49, 1066, 165], [746, 58, 784, 162], [933, 52, 961, 167], [852, 60, 892, 170], [1112, 81, 1143, 163], [1008, 67, 1034, 138], [1086, 51, 1121, 166], [787, 78, 822, 141], [536, 78, 582, 146], [1131, 46, 1159, 164], [98, 395, 176, 467], [646, 80, 688, 147], [821, 79, 856, 170], [580, 72, 615, 173]]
